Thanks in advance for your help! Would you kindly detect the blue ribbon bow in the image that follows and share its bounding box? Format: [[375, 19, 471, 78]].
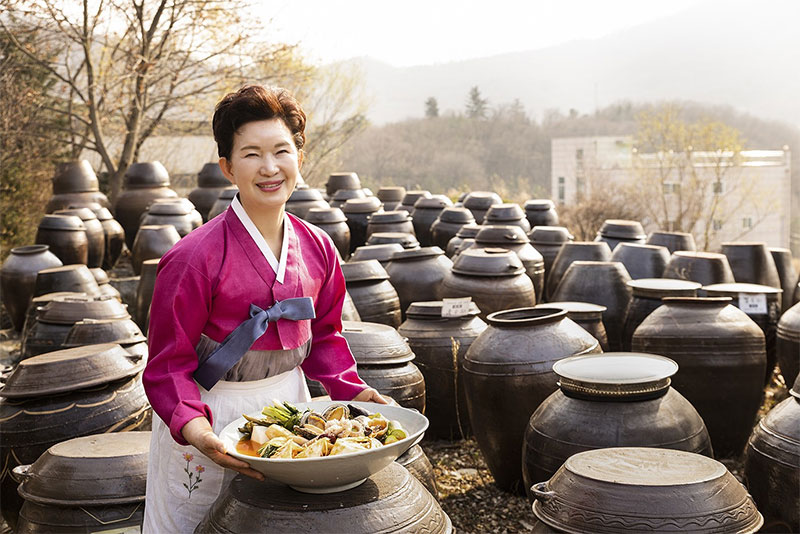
[[193, 297, 315, 390]]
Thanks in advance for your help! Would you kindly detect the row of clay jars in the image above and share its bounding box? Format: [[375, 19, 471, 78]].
[[113, 162, 178, 249], [53, 208, 105, 269], [535, 301, 609, 351]]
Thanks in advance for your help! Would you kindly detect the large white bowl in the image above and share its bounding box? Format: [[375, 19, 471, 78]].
[[219, 401, 428, 493]]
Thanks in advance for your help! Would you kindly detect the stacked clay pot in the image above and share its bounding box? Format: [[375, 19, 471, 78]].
[[594, 219, 646, 251], [35, 214, 89, 266], [330, 188, 366, 209], [188, 163, 231, 222], [431, 207, 475, 251], [777, 302, 800, 386], [131, 224, 180, 276], [304, 207, 350, 259], [366, 232, 420, 250], [622, 279, 701, 351], [53, 207, 105, 269], [350, 244, 404, 268], [528, 226, 573, 297], [325, 171, 361, 198], [140, 198, 202, 238], [366, 211, 415, 240], [376, 186, 406, 212], [462, 191, 502, 224], [483, 203, 530, 232], [343, 197, 383, 253], [445, 223, 481, 258], [646, 230, 696, 253], [114, 161, 178, 249], [663, 251, 736, 286], [286, 187, 328, 220], [0, 246, 62, 332], [385, 247, 453, 319], [32, 264, 100, 300], [397, 190, 431, 214], [208, 187, 238, 220], [91, 207, 125, 270], [411, 195, 452, 246], [523, 199, 559, 228], [546, 242, 612, 301], [341, 260, 401, 328], [610, 242, 669, 280], [44, 160, 110, 213]]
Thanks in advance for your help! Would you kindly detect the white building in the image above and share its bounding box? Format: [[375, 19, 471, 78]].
[[551, 136, 792, 250]]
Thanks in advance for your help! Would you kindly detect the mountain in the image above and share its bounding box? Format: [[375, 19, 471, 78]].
[[343, 0, 800, 126]]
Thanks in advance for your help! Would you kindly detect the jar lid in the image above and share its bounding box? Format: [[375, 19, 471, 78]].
[[197, 162, 229, 188], [455, 223, 482, 238], [63, 317, 147, 347], [0, 343, 143, 398], [289, 187, 325, 202], [327, 172, 361, 188], [342, 197, 382, 214], [628, 278, 702, 298], [390, 246, 445, 261], [598, 219, 646, 239], [486, 306, 567, 326], [91, 207, 114, 221], [38, 295, 130, 325], [351, 244, 404, 263], [366, 232, 420, 249], [341, 321, 414, 364], [437, 207, 475, 224], [405, 300, 481, 319], [341, 260, 390, 282], [52, 160, 99, 194], [10, 244, 53, 256], [485, 203, 525, 221], [38, 214, 86, 231], [702, 282, 782, 296], [368, 210, 412, 224], [218, 187, 238, 200], [475, 225, 530, 245], [528, 226, 574, 244], [53, 207, 98, 222], [401, 190, 431, 207], [147, 197, 196, 215], [413, 195, 452, 210], [524, 199, 555, 211], [535, 301, 606, 319], [305, 207, 347, 224], [332, 188, 366, 201], [123, 161, 170, 188], [33, 265, 99, 298], [451, 248, 525, 276], [463, 191, 502, 209], [377, 186, 406, 202], [553, 353, 678, 400]]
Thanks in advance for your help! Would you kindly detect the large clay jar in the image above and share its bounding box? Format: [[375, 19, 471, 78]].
[[431, 207, 475, 251], [412, 195, 452, 246], [463, 307, 601, 493], [53, 207, 105, 269], [32, 264, 99, 299], [440, 248, 536, 321], [114, 161, 178, 249], [546, 242, 612, 301], [342, 291, 361, 322], [92, 207, 125, 270], [207, 187, 238, 220], [305, 207, 350, 259], [131, 224, 180, 275], [463, 191, 502, 224], [341, 261, 401, 328], [469, 225, 545, 303], [350, 244, 404, 268], [528, 226, 573, 297], [90, 268, 121, 301], [286, 187, 328, 219], [377, 186, 406, 212], [622, 279, 701, 351], [594, 219, 646, 252], [770, 247, 798, 314], [0, 246, 62, 332], [325, 171, 361, 197], [530, 447, 763, 534], [536, 301, 608, 351], [484, 203, 531, 232], [744, 375, 800, 533], [631, 297, 766, 458], [445, 223, 481, 258], [343, 197, 383, 252], [386, 247, 453, 319], [777, 302, 800, 386], [329, 187, 366, 208], [663, 251, 736, 286], [367, 210, 415, 239], [188, 163, 231, 222], [135, 259, 160, 333], [398, 301, 487, 439], [19, 292, 86, 355], [398, 190, 431, 214], [610, 242, 669, 280], [524, 199, 558, 228], [35, 214, 89, 265], [523, 353, 712, 501], [63, 317, 148, 360], [366, 232, 420, 250], [195, 463, 451, 534], [45, 160, 110, 213], [552, 261, 632, 351], [395, 444, 439, 499], [646, 230, 696, 253], [722, 242, 781, 289], [141, 197, 202, 237]]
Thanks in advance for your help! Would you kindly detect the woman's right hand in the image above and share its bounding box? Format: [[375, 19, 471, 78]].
[[181, 417, 265, 481]]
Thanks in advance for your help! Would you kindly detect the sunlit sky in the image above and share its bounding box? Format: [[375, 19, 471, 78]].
[[258, 0, 711, 67]]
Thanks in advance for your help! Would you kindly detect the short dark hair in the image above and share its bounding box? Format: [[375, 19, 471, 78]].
[[212, 85, 306, 159]]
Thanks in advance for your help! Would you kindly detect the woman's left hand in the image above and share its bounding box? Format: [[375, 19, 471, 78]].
[[352, 387, 393, 405]]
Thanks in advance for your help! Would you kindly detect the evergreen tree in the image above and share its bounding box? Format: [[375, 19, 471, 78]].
[[466, 86, 488, 119], [425, 97, 439, 118]]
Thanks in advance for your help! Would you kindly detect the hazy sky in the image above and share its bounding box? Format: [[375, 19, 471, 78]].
[[259, 0, 709, 67]]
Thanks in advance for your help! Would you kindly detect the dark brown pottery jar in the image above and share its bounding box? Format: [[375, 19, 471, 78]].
[[188, 163, 231, 222], [546, 241, 612, 301], [484, 203, 530, 232], [535, 301, 608, 351], [463, 307, 601, 493], [376, 186, 406, 212], [631, 297, 766, 458], [91, 207, 125, 270], [523, 353, 712, 501], [445, 223, 481, 258], [411, 195, 452, 246], [341, 261, 401, 328], [194, 463, 451, 534], [398, 190, 431, 214], [141, 197, 203, 238], [285, 187, 328, 220], [305, 207, 351, 259], [530, 447, 763, 534], [398, 301, 487, 439], [366, 232, 420, 250], [325, 171, 361, 197], [551, 261, 632, 351], [114, 161, 178, 249], [35, 214, 89, 266], [343, 197, 383, 252], [329, 187, 366, 209], [366, 210, 415, 239], [469, 225, 545, 303], [431, 207, 475, 251], [622, 278, 701, 351], [131, 224, 180, 276], [777, 302, 800, 386], [663, 250, 736, 286], [342, 290, 361, 322], [54, 208, 105, 269], [721, 242, 781, 289], [0, 246, 62, 332], [524, 199, 559, 228], [63, 317, 147, 360], [744, 375, 800, 533], [50, 160, 99, 195], [32, 264, 99, 299], [770, 247, 798, 314], [463, 191, 502, 224], [610, 242, 669, 280], [90, 268, 122, 301], [441, 248, 536, 321], [646, 230, 696, 253], [703, 282, 782, 385], [386, 247, 453, 319], [207, 187, 238, 220], [135, 259, 160, 333], [528, 226, 573, 297], [350, 243, 404, 267], [395, 444, 439, 499], [594, 219, 646, 251]]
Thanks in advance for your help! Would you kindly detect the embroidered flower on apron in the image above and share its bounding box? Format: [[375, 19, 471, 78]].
[[181, 453, 204, 498]]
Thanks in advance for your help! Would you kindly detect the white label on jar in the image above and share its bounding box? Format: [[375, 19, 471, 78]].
[[739, 293, 767, 314], [441, 297, 472, 317]]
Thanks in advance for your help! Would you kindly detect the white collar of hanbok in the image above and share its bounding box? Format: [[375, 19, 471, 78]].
[[230, 194, 288, 284]]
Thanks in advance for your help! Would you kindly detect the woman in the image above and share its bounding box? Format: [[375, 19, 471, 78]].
[[141, 85, 386, 533]]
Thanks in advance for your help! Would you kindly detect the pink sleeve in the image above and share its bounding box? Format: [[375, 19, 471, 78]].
[[142, 258, 214, 445], [301, 237, 368, 400]]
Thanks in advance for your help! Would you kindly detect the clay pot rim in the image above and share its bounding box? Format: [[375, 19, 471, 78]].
[[351, 244, 404, 262], [463, 192, 502, 209], [529, 226, 574, 244], [405, 300, 481, 318], [332, 189, 367, 200], [703, 282, 782, 295], [10, 244, 52, 255], [342, 197, 382, 213], [612, 242, 669, 253], [671, 251, 727, 260], [289, 188, 325, 202], [366, 232, 420, 248], [368, 210, 412, 223], [38, 214, 87, 231], [92, 207, 115, 220], [390, 246, 445, 261], [661, 296, 732, 305], [147, 198, 196, 215], [598, 219, 647, 239], [524, 199, 555, 211], [475, 225, 530, 244], [648, 230, 693, 238], [437, 207, 475, 224], [628, 278, 702, 296], [451, 247, 525, 276], [413, 195, 452, 209], [454, 224, 482, 238], [54, 207, 99, 221], [306, 207, 347, 223], [535, 301, 606, 316], [720, 241, 769, 248], [341, 260, 390, 282], [553, 352, 678, 399], [486, 306, 567, 326], [400, 191, 431, 206]]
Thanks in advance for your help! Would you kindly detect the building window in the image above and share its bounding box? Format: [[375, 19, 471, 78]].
[[742, 217, 753, 229], [712, 220, 723, 231], [713, 181, 723, 194], [663, 183, 681, 195], [576, 149, 583, 161], [558, 176, 565, 204]]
